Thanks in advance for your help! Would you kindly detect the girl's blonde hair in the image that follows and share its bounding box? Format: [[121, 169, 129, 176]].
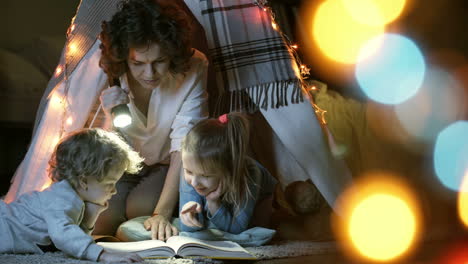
[[182, 112, 252, 213], [48, 128, 143, 189]]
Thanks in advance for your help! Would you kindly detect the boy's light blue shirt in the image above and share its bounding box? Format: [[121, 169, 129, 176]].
[[179, 157, 277, 234], [0, 180, 103, 261]]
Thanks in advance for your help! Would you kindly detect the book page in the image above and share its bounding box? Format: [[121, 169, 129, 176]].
[[97, 240, 175, 258], [166, 236, 255, 259]]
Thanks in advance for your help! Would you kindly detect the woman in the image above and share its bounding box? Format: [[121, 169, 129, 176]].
[[92, 0, 208, 240]]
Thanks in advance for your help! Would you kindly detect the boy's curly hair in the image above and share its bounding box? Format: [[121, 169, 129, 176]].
[[48, 128, 143, 189], [99, 0, 193, 79]]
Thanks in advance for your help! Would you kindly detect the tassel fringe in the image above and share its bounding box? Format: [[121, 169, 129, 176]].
[[216, 79, 304, 115]]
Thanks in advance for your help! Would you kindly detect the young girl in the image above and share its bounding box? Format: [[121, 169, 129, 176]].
[[0, 128, 144, 263], [179, 113, 277, 234]]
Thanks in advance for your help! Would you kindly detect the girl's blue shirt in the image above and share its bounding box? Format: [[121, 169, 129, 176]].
[[179, 157, 277, 234]]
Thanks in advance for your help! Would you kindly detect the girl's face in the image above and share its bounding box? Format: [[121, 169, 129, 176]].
[[78, 166, 124, 205], [182, 152, 222, 197], [127, 43, 170, 90]]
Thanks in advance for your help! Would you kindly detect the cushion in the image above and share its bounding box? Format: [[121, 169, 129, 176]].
[[116, 216, 276, 246]]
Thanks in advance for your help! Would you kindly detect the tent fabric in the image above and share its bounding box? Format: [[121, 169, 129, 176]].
[[33, 0, 120, 134], [6, 0, 352, 212]]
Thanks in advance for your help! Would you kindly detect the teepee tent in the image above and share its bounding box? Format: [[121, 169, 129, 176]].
[[5, 0, 351, 212]]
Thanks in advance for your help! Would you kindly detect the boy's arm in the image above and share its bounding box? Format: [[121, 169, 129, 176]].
[[46, 209, 103, 261]]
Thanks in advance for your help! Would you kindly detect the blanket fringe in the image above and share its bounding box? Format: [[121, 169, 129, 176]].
[[215, 79, 304, 115]]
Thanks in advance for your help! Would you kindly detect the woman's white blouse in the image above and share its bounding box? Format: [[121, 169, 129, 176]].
[[120, 49, 209, 165]]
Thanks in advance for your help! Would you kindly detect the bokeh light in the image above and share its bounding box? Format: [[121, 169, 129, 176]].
[[457, 170, 468, 228], [356, 34, 426, 104], [342, 0, 407, 27], [436, 240, 468, 264], [395, 66, 466, 145], [312, 0, 384, 64], [349, 194, 416, 261], [434, 121, 468, 191], [333, 173, 422, 262]]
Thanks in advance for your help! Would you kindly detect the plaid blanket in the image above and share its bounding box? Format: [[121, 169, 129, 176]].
[[196, 0, 304, 112]]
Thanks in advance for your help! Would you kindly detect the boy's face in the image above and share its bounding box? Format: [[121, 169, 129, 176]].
[[182, 152, 221, 197], [79, 166, 125, 205]]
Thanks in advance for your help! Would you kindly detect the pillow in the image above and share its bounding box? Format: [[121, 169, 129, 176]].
[[116, 216, 276, 247], [116, 216, 179, 242]]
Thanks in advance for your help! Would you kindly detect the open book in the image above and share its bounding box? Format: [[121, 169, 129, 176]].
[[97, 236, 257, 260]]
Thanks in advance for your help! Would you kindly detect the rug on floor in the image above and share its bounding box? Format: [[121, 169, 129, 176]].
[[0, 241, 337, 264]]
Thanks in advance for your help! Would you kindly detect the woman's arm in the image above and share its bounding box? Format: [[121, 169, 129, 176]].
[[143, 151, 181, 240]]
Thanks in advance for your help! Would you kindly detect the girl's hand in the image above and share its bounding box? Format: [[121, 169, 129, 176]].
[[143, 214, 178, 241], [99, 85, 129, 116], [98, 250, 143, 263], [205, 182, 224, 202], [180, 201, 203, 228]]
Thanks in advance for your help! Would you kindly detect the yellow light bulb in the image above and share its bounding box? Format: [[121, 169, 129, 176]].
[[271, 22, 278, 31]]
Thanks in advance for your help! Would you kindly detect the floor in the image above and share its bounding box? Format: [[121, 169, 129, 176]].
[[255, 239, 462, 264]]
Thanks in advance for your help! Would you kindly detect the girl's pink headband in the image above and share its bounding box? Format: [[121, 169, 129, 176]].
[[218, 114, 228, 124]]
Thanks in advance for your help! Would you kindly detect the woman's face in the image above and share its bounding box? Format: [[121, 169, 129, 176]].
[[182, 152, 222, 197], [127, 43, 170, 90]]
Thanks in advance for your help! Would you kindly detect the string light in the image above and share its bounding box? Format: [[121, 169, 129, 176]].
[[271, 22, 278, 31], [54, 66, 63, 77], [254, 0, 326, 123], [255, 1, 312, 80], [66, 116, 73, 126], [68, 43, 78, 55]]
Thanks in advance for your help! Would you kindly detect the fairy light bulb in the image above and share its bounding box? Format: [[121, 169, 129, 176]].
[[55, 66, 63, 77], [271, 22, 278, 31], [66, 116, 73, 126], [68, 43, 78, 55]]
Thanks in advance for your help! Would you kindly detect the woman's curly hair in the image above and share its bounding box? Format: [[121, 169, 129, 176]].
[[99, 0, 193, 79], [48, 128, 143, 189]]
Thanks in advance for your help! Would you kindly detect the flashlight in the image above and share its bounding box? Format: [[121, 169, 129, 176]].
[[109, 78, 132, 128]]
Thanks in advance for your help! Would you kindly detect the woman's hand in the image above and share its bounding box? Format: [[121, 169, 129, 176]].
[[99, 85, 129, 116], [143, 214, 178, 241], [98, 250, 143, 263], [180, 201, 203, 228]]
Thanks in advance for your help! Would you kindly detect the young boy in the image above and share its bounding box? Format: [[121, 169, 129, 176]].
[[0, 128, 144, 262]]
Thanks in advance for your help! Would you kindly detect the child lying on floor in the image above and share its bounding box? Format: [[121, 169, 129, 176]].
[[0, 128, 144, 263], [179, 113, 277, 234]]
